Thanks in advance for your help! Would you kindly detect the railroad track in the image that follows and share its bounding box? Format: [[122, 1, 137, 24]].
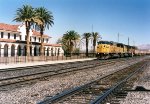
[[0, 59, 125, 87], [90, 61, 148, 104], [37, 59, 148, 104], [105, 61, 149, 104], [0, 57, 143, 89], [0, 59, 99, 72], [0, 56, 144, 78], [0, 56, 142, 73]]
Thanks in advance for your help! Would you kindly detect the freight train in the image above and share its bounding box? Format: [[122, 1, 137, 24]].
[[96, 40, 149, 59]]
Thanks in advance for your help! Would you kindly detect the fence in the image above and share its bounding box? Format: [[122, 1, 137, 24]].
[[0, 53, 96, 64]]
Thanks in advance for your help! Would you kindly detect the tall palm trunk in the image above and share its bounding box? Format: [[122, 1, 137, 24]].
[[93, 46, 95, 53], [69, 39, 72, 56], [86, 38, 88, 56], [25, 21, 30, 57], [93, 39, 96, 53], [40, 27, 44, 56]]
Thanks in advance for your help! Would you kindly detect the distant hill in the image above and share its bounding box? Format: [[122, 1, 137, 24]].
[[138, 44, 150, 50]]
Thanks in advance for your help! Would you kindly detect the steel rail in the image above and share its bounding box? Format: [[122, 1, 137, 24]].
[[0, 56, 140, 72], [37, 60, 142, 104], [0, 59, 97, 72], [90, 63, 147, 104], [0, 59, 115, 81], [0, 59, 119, 87]]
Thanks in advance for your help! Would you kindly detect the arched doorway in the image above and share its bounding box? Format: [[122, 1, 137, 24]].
[[47, 47, 49, 56], [17, 45, 21, 56], [11, 45, 15, 56], [51, 48, 53, 56], [44, 47, 46, 56], [23, 46, 27, 56], [30, 46, 32, 56], [39, 47, 41, 56], [34, 46, 38, 56], [4, 44, 8, 57], [57, 48, 60, 56], [0, 44, 1, 57], [55, 48, 57, 56]]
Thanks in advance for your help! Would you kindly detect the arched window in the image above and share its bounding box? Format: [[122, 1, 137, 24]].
[[11, 45, 15, 56], [4, 44, 8, 57], [23, 46, 26, 56], [47, 48, 49, 56], [17, 45, 21, 56]]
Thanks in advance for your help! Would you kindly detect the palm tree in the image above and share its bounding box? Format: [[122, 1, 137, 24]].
[[62, 31, 80, 55], [92, 32, 101, 53], [35, 7, 54, 56], [83, 33, 91, 56], [14, 5, 36, 57]]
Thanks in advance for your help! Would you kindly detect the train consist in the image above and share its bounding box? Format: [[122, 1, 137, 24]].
[[96, 40, 149, 59]]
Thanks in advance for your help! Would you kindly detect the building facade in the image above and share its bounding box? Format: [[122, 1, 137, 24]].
[[0, 23, 63, 57]]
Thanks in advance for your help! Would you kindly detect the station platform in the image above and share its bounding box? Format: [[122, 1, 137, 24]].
[[0, 58, 96, 69]]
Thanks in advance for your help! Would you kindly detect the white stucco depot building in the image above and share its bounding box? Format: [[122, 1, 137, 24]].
[[0, 23, 64, 57]]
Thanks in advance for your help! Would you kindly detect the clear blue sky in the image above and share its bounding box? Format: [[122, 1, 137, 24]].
[[0, 0, 150, 46]]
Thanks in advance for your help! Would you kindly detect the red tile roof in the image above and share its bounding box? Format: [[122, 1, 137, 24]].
[[32, 30, 51, 38], [0, 23, 19, 32], [0, 23, 52, 38], [44, 43, 62, 47], [0, 38, 16, 42]]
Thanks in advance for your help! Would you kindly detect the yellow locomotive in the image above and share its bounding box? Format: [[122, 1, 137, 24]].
[[96, 40, 137, 59]]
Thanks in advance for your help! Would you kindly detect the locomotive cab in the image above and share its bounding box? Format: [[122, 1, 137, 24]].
[[97, 41, 111, 53], [96, 41, 111, 59]]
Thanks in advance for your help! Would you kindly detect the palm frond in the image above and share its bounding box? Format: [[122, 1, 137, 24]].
[[35, 7, 54, 31], [13, 5, 35, 24]]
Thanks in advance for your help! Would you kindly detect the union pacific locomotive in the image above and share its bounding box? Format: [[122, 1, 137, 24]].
[[96, 40, 137, 59]]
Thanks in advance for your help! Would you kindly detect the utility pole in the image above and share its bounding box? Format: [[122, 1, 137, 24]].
[[92, 24, 93, 32], [133, 40, 135, 46], [118, 33, 119, 42], [92, 24, 94, 53], [128, 37, 129, 45]]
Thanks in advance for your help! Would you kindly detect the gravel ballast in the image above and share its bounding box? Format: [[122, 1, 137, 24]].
[[120, 61, 150, 104], [0, 57, 149, 104]]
